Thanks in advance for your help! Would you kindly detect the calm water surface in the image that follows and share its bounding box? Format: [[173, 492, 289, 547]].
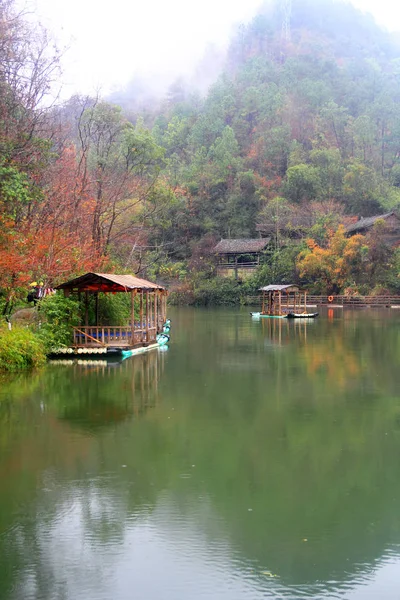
[[1, 307, 400, 600]]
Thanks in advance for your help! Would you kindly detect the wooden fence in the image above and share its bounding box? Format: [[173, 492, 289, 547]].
[[73, 325, 158, 347], [243, 295, 400, 307]]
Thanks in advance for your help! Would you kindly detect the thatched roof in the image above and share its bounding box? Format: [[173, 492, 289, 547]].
[[214, 238, 270, 254], [345, 211, 397, 234], [56, 272, 165, 293], [259, 284, 299, 292]]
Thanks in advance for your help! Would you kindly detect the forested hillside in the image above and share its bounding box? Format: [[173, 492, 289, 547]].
[[1, 0, 400, 309], [148, 1, 400, 253]]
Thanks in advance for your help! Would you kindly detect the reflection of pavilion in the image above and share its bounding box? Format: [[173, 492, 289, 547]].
[[54, 348, 167, 428], [261, 316, 311, 346]]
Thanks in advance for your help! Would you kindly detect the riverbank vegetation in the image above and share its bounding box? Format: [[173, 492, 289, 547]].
[[0, 325, 46, 372], [1, 0, 400, 321]]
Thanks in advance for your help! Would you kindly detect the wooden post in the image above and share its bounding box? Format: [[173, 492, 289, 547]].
[[154, 291, 158, 332], [140, 291, 144, 344], [262, 291, 265, 314], [131, 290, 136, 345], [162, 292, 167, 323], [145, 291, 149, 343], [95, 292, 99, 326], [278, 291, 281, 316], [85, 291, 89, 326], [304, 291, 307, 313], [149, 292, 153, 340]]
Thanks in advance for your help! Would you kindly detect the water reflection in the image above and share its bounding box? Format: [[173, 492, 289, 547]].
[[1, 308, 400, 599], [46, 349, 167, 430]]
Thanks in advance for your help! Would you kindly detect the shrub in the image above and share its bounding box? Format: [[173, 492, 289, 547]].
[[369, 285, 391, 297], [0, 325, 46, 372], [193, 278, 243, 306], [37, 293, 80, 350], [95, 293, 132, 326], [168, 282, 196, 306]]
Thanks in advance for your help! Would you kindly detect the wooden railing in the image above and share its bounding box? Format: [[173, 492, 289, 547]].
[[217, 262, 259, 268], [73, 325, 158, 347], [243, 295, 400, 307]]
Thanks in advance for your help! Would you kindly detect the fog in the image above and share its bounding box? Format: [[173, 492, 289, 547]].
[[17, 0, 400, 103]]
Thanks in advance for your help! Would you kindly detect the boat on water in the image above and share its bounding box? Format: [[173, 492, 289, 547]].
[[250, 312, 318, 319], [250, 284, 319, 320]]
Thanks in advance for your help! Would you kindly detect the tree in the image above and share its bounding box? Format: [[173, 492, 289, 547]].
[[342, 161, 383, 216], [77, 103, 165, 256], [297, 225, 366, 293], [284, 163, 321, 203]]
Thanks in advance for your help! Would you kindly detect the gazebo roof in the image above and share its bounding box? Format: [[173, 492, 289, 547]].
[[56, 272, 165, 293], [214, 238, 270, 254], [259, 284, 300, 292]]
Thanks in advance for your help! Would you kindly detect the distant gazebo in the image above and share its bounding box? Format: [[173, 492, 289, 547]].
[[56, 272, 168, 350], [214, 238, 270, 280], [259, 284, 308, 317]]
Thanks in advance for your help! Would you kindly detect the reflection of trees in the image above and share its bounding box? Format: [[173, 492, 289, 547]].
[[44, 350, 166, 430], [2, 309, 400, 598], [0, 350, 167, 599], [148, 308, 400, 587], [0, 372, 42, 454]]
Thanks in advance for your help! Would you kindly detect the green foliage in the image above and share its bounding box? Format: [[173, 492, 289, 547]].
[[284, 164, 321, 203], [193, 278, 244, 306], [250, 244, 302, 288], [0, 164, 31, 212], [386, 248, 400, 292], [37, 294, 80, 349], [343, 161, 383, 216], [96, 293, 133, 326], [0, 325, 46, 372], [157, 262, 187, 281]]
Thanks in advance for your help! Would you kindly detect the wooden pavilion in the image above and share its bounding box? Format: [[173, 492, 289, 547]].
[[56, 273, 168, 351], [259, 284, 308, 316], [214, 238, 270, 280]]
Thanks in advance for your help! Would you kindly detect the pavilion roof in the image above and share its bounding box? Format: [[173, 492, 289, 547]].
[[345, 211, 396, 234], [259, 284, 300, 292], [214, 238, 270, 254], [56, 272, 166, 293]]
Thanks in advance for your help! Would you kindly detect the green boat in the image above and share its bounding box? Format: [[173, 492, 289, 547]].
[[250, 312, 318, 319]]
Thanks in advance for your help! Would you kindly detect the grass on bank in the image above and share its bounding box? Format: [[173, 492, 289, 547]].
[[0, 325, 47, 372], [0, 294, 80, 372]]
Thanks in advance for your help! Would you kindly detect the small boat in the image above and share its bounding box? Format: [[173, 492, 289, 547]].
[[250, 312, 318, 319], [251, 312, 285, 319], [286, 312, 319, 319]]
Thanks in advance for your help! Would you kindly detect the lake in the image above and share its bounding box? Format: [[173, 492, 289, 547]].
[[1, 307, 400, 600]]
